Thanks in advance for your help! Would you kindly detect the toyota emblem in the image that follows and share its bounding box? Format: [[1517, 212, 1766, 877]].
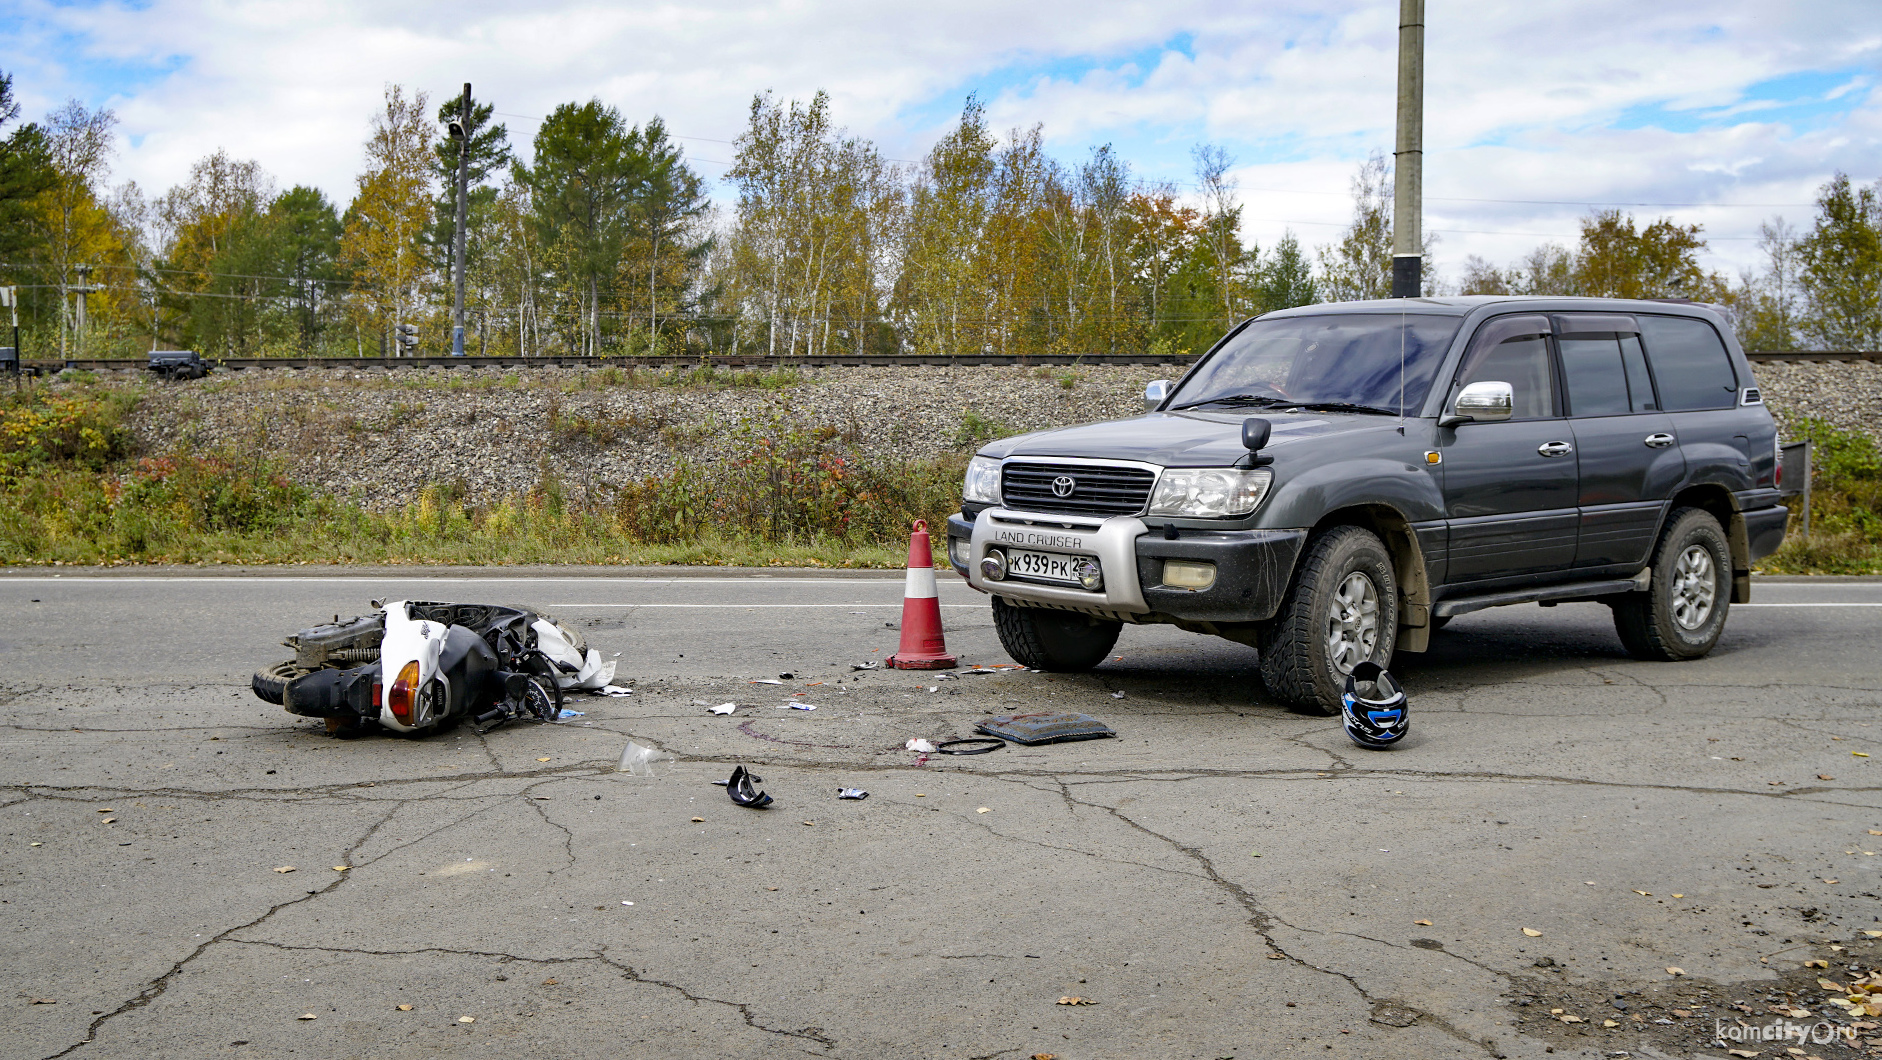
[[1050, 475, 1077, 498]]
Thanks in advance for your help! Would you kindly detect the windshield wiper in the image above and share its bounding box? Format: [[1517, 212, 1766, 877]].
[[1267, 401, 1400, 416], [1168, 393, 1290, 411]]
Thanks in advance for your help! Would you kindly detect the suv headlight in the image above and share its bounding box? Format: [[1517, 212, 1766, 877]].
[[1148, 467, 1274, 517], [963, 456, 1002, 504]]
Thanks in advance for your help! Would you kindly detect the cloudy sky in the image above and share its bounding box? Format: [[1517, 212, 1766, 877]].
[[5, 0, 1880, 280]]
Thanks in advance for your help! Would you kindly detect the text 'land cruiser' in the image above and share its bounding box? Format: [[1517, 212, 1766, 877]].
[[947, 297, 1788, 713]]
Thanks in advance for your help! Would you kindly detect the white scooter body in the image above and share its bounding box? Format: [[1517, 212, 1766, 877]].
[[378, 601, 447, 734]]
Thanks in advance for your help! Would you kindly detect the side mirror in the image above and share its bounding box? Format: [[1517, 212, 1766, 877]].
[[1143, 379, 1171, 412], [1443, 381, 1514, 427]]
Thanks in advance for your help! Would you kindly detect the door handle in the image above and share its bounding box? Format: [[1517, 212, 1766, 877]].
[[1537, 441, 1574, 457], [1644, 433, 1676, 449]]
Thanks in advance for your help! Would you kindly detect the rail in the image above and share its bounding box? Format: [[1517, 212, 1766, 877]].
[[18, 350, 1882, 372]]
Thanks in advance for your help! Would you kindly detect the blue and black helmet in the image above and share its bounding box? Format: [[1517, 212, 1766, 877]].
[[1341, 662, 1408, 749]]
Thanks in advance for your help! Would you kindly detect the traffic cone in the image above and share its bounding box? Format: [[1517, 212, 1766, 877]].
[[887, 520, 957, 670]]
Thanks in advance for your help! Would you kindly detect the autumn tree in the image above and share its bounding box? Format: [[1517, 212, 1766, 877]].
[[1573, 210, 1714, 299], [1795, 174, 1882, 351], [341, 85, 434, 354]]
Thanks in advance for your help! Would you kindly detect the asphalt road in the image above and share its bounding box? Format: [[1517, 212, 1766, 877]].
[[2, 570, 1879, 1060]]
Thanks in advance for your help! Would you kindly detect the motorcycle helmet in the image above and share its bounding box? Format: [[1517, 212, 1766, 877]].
[[1340, 661, 1408, 749]]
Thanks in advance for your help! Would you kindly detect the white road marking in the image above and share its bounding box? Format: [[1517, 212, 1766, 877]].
[[547, 603, 984, 608]]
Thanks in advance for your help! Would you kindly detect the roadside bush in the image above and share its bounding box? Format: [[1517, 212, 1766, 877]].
[[1761, 416, 1882, 573]]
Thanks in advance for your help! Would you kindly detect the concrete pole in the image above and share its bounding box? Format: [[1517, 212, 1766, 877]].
[[451, 83, 472, 358], [1391, 0, 1425, 298], [74, 263, 92, 359]]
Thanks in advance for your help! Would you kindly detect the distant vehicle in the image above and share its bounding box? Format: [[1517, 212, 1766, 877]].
[[949, 297, 1787, 713], [146, 349, 210, 380]]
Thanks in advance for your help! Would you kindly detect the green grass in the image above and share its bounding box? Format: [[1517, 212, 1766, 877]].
[[1, 381, 957, 568], [1756, 417, 1882, 575]]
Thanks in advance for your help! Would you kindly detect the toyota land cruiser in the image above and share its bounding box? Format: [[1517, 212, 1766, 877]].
[[946, 297, 1788, 713]]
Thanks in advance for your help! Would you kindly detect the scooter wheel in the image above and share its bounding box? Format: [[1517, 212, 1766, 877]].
[[252, 659, 308, 705]]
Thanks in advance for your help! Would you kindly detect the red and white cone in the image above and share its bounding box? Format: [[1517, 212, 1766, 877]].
[[886, 520, 958, 670]]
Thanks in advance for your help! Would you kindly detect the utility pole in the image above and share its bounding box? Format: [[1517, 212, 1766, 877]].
[[448, 82, 472, 358], [72, 264, 98, 361], [1, 286, 19, 380], [1391, 0, 1425, 298]]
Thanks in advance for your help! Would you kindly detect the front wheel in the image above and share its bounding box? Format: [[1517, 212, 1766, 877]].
[[991, 596, 1121, 672], [1611, 507, 1730, 660], [1258, 526, 1399, 715]]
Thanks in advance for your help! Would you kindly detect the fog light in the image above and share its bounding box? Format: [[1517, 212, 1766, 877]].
[[980, 549, 1007, 581], [1076, 558, 1104, 592], [1162, 559, 1216, 590], [948, 535, 970, 571]]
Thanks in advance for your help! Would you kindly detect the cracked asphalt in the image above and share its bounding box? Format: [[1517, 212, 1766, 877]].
[[2, 569, 1879, 1060]]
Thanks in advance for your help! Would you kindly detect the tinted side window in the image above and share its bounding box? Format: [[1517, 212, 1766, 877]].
[[1619, 335, 1657, 411], [1460, 335, 1555, 419], [1638, 316, 1737, 411], [1559, 336, 1630, 417]]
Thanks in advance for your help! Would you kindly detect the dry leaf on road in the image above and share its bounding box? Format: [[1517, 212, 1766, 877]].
[[1057, 997, 1097, 1006], [332, 866, 349, 872], [1633, 890, 1651, 896], [536, 757, 550, 762], [273, 866, 296, 873], [298, 1013, 317, 1020], [397, 1004, 413, 1011], [977, 807, 992, 814], [1414, 919, 1432, 926], [1523, 928, 1543, 937], [690, 817, 704, 823], [1558, 1014, 1583, 1023], [459, 1016, 475, 1023], [1667, 967, 1685, 976]]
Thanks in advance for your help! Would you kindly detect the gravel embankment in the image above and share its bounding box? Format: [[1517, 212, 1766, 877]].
[[122, 363, 1179, 508], [1745, 358, 1882, 446], [85, 357, 1881, 509]]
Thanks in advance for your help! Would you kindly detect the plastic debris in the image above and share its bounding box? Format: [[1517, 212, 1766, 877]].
[[709, 703, 738, 715], [836, 788, 869, 800], [597, 686, 633, 698], [751, 679, 783, 685], [1110, 691, 1126, 699], [777, 703, 817, 711], [726, 765, 773, 808], [905, 738, 938, 753], [554, 709, 586, 721], [937, 738, 1005, 755], [618, 742, 678, 776], [977, 712, 1116, 745], [849, 662, 880, 671]]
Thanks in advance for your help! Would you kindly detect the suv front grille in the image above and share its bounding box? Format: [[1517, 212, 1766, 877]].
[[1001, 462, 1155, 517]]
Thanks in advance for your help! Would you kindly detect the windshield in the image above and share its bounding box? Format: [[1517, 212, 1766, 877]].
[[1168, 313, 1464, 416]]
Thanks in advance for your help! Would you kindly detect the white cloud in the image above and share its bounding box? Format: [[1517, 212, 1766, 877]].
[[7, 0, 1880, 277]]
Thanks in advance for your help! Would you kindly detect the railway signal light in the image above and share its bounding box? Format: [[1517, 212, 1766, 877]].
[[395, 323, 419, 356]]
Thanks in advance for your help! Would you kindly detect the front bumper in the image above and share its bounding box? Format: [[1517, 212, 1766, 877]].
[[946, 508, 1307, 624]]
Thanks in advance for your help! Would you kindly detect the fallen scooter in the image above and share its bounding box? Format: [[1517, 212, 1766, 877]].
[[251, 600, 616, 737]]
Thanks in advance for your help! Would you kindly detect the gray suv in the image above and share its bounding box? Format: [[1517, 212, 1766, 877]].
[[946, 297, 1788, 713]]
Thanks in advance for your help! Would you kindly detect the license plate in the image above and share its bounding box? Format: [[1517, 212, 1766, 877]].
[[1008, 548, 1082, 584]]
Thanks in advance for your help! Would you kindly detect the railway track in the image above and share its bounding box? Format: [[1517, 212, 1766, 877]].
[[19, 349, 1880, 373]]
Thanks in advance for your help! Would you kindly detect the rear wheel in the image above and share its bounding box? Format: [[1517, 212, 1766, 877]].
[[1258, 526, 1399, 715], [991, 596, 1121, 672], [251, 659, 309, 705], [1612, 507, 1730, 660]]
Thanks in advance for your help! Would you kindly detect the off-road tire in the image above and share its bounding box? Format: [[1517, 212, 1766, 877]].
[[991, 596, 1121, 672], [252, 659, 309, 705], [1612, 507, 1731, 661], [1257, 526, 1399, 715]]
